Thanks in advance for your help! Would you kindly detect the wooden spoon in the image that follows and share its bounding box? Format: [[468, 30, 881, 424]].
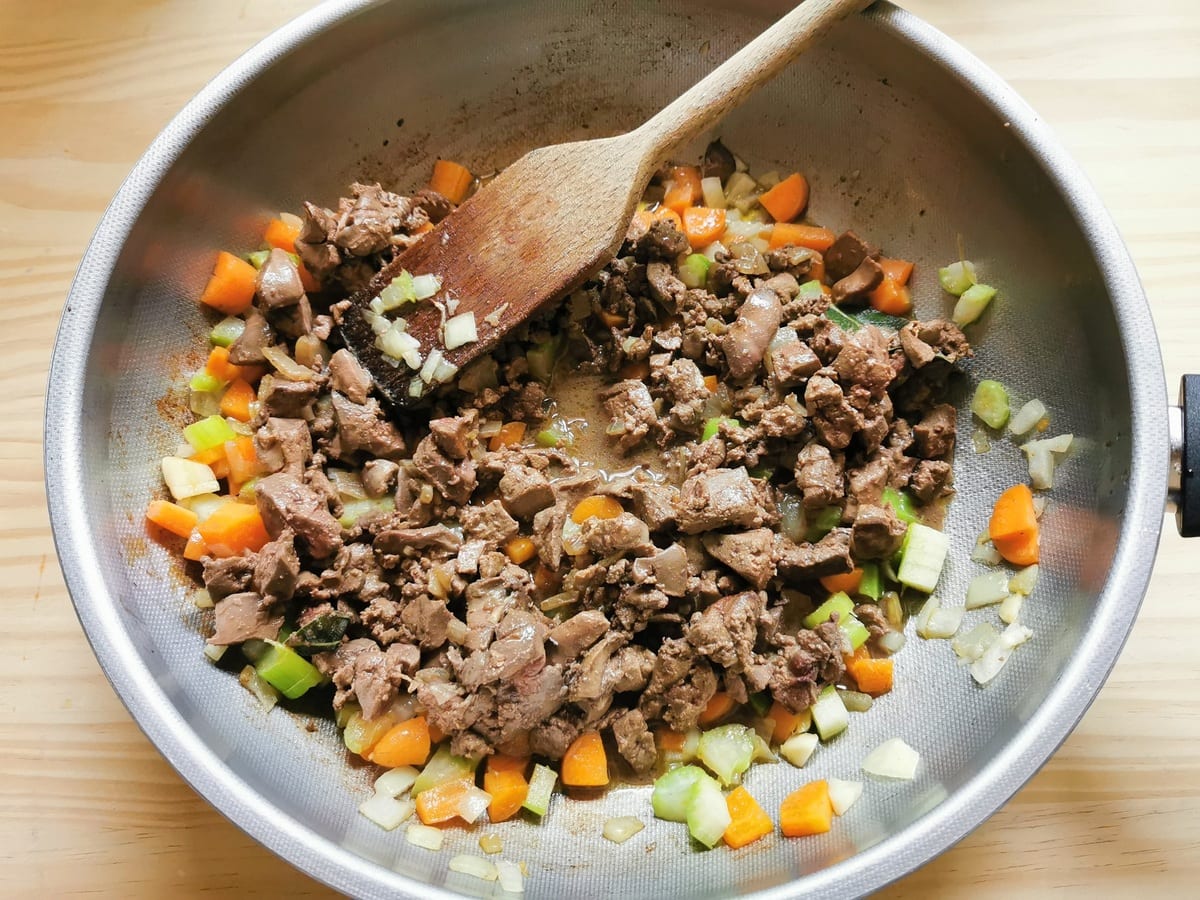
[[338, 0, 870, 408]]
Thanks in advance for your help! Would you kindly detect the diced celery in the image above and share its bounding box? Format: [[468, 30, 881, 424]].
[[804, 506, 843, 542], [825, 305, 860, 332], [747, 465, 775, 481], [246, 249, 270, 269], [701, 416, 740, 442], [897, 523, 950, 594], [522, 763, 557, 816], [413, 746, 480, 796], [859, 562, 883, 600], [254, 641, 324, 699], [747, 692, 771, 717], [685, 774, 730, 849], [953, 282, 997, 326], [338, 496, 395, 528], [527, 337, 561, 383], [811, 686, 849, 741], [972, 379, 1010, 429], [184, 415, 238, 453], [803, 592, 853, 630], [780, 732, 819, 767], [335, 702, 360, 730], [535, 424, 572, 449], [189, 371, 225, 394], [696, 724, 754, 786], [651, 765, 707, 822], [209, 316, 246, 348], [881, 486, 919, 525], [937, 260, 977, 296], [238, 477, 260, 502], [679, 253, 711, 289], [842, 615, 870, 650]]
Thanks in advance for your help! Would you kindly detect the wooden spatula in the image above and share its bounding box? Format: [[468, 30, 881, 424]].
[[339, 0, 870, 408]]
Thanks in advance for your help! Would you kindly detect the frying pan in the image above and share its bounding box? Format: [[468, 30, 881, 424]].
[[44, 1, 1188, 897]]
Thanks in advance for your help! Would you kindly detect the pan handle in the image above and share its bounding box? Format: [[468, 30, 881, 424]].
[[1168, 375, 1200, 535]]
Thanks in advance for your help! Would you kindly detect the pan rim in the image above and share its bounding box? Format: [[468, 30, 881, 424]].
[[43, 2, 1169, 898]]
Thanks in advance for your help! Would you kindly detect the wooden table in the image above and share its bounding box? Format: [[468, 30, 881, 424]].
[[3, 0, 1197, 895]]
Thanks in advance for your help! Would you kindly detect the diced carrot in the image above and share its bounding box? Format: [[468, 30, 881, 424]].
[[879, 257, 914, 285], [489, 421, 526, 452], [599, 310, 625, 328], [703, 375, 718, 393], [868, 277, 913, 316], [652, 206, 684, 231], [619, 359, 650, 381], [571, 495, 623, 524], [189, 444, 230, 480], [199, 251, 258, 316], [415, 778, 474, 825], [414, 221, 435, 235], [206, 345, 258, 385], [183, 531, 209, 561], [367, 717, 432, 767], [820, 568, 864, 596], [780, 780, 833, 837], [847, 655, 894, 696], [663, 165, 702, 213], [263, 217, 301, 253], [657, 729, 686, 753], [505, 536, 537, 565], [810, 255, 827, 284], [429, 159, 473, 204], [219, 378, 256, 422], [724, 786, 774, 849], [697, 691, 736, 727], [768, 222, 836, 252], [759, 173, 810, 223], [427, 722, 445, 745], [682, 206, 727, 248], [561, 731, 609, 787], [989, 483, 1040, 566], [633, 209, 655, 231], [768, 700, 804, 744], [297, 261, 321, 294], [534, 564, 560, 595], [224, 436, 261, 495], [484, 755, 530, 823], [146, 499, 199, 538], [197, 501, 270, 558]]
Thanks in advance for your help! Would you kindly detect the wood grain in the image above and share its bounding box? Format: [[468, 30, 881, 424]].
[[2, 0, 1198, 896]]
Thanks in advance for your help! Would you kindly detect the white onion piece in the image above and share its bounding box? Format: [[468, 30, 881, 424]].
[[443, 312, 478, 350], [603, 816, 645, 844], [203, 643, 226, 662], [999, 592, 1024, 625], [448, 854, 498, 882], [877, 630, 906, 655], [965, 570, 1010, 609], [377, 325, 422, 369], [970, 622, 1033, 685], [1021, 433, 1073, 490], [278, 210, 303, 229], [971, 533, 1003, 566], [420, 348, 444, 384], [478, 833, 503, 854], [881, 591, 903, 629], [408, 379, 424, 399], [261, 344, 315, 381], [827, 778, 864, 816], [780, 732, 819, 767], [1008, 399, 1047, 436], [841, 690, 873, 713], [191, 588, 214, 609], [432, 359, 459, 384], [405, 822, 444, 851], [161, 457, 219, 500], [495, 860, 525, 894], [238, 665, 279, 711], [701, 240, 727, 262], [374, 766, 419, 798], [411, 272, 442, 300], [1009, 564, 1040, 596], [456, 786, 493, 825], [700, 175, 726, 209], [723, 171, 757, 203], [862, 738, 920, 780], [916, 595, 963, 639], [478, 419, 503, 438], [358, 793, 414, 831], [952, 622, 998, 662]]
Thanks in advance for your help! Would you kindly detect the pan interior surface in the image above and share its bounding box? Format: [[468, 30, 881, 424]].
[[46, 1, 1166, 898]]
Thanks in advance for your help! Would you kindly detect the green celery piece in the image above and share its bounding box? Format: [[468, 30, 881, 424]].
[[338, 496, 395, 528], [972, 379, 1011, 429], [882, 486, 919, 525], [527, 337, 561, 383], [238, 477, 260, 502], [825, 305, 861, 332], [246, 249, 270, 269], [897, 522, 949, 593], [747, 691, 771, 717], [797, 280, 827, 304], [859, 562, 883, 600], [651, 765, 708, 822], [748, 465, 775, 481], [842, 614, 870, 651], [254, 641, 324, 699], [953, 282, 997, 326], [535, 425, 572, 448], [803, 592, 854, 630], [811, 685, 849, 740], [189, 371, 225, 393], [413, 746, 479, 796], [522, 763, 558, 816], [804, 506, 842, 542], [184, 415, 237, 453], [678, 253, 711, 289], [686, 775, 731, 848], [938, 260, 977, 296], [697, 724, 754, 786], [209, 316, 246, 348], [701, 416, 740, 442]]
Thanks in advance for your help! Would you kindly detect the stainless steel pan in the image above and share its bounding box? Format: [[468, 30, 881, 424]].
[[45, 1, 1183, 897]]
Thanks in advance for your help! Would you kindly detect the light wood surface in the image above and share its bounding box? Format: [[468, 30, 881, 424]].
[[2, 0, 1197, 896]]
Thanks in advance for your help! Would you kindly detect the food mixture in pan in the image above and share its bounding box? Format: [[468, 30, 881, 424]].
[[147, 142, 1066, 878]]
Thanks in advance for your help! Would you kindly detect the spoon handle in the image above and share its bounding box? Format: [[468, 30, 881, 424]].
[[633, 0, 871, 165]]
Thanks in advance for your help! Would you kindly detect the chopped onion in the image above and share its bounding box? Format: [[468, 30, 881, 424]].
[[952, 621, 999, 662], [780, 732, 819, 767], [363, 308, 391, 335], [999, 592, 1024, 625], [358, 792, 414, 831], [862, 737, 920, 780], [750, 731, 777, 763], [1008, 398, 1048, 436], [432, 358, 459, 384], [456, 786, 493, 824], [877, 630, 906, 655], [971, 532, 1002, 565], [278, 210, 303, 229], [561, 519, 585, 556], [446, 616, 470, 645], [448, 854, 498, 882], [495, 860, 525, 894], [727, 241, 769, 275], [1009, 564, 1039, 596], [408, 379, 424, 399], [378, 324, 423, 369], [374, 766, 419, 798], [203, 642, 226, 663], [724, 171, 757, 203], [238, 665, 279, 711], [1033, 496, 1047, 519], [724, 218, 768, 241], [484, 302, 509, 328], [970, 622, 1033, 685], [478, 420, 503, 438], [411, 272, 442, 300], [1021, 433, 1073, 490], [681, 728, 701, 763], [827, 778, 863, 816], [262, 344, 315, 381], [420, 348, 444, 384], [965, 570, 1010, 609], [840, 690, 874, 713], [294, 334, 329, 369], [700, 175, 726, 209], [881, 591, 903, 629], [443, 312, 478, 350], [915, 595, 963, 639], [479, 833, 503, 854], [406, 822, 444, 851], [189, 388, 222, 418], [191, 588, 214, 609], [701, 240, 727, 262], [161, 456, 219, 500], [602, 816, 645, 844]]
